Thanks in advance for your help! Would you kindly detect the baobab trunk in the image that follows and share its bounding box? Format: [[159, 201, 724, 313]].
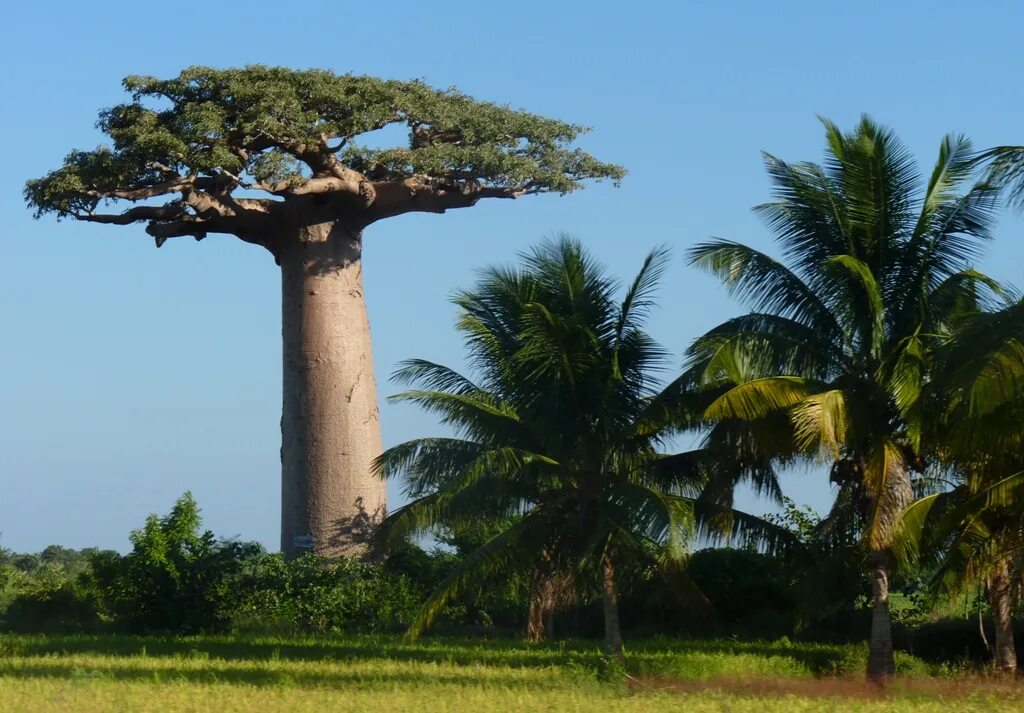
[[867, 551, 896, 680], [280, 221, 386, 558], [990, 559, 1018, 674]]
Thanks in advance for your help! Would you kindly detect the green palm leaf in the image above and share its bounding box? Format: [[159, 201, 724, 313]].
[[704, 376, 820, 422], [407, 513, 555, 639]]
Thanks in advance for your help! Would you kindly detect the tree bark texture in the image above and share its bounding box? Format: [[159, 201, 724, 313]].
[[990, 559, 1018, 674], [601, 555, 624, 659], [526, 571, 563, 642], [867, 550, 896, 680], [865, 449, 912, 681], [280, 221, 386, 558]]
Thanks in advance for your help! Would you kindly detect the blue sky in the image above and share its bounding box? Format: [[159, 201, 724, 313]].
[[2, 1, 1023, 552]]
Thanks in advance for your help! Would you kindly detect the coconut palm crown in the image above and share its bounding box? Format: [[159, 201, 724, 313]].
[[685, 116, 1000, 678], [897, 295, 1024, 672], [373, 237, 789, 656]]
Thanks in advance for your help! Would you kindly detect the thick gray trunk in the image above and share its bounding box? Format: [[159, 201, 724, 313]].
[[991, 560, 1018, 673], [601, 555, 623, 659], [867, 551, 896, 680], [280, 221, 386, 558]]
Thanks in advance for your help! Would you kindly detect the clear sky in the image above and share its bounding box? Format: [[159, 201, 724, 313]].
[[2, 1, 1023, 553]]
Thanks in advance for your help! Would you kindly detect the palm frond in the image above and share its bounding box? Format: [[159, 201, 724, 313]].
[[374, 437, 484, 487], [923, 269, 1005, 333], [694, 501, 800, 555], [391, 359, 483, 395], [829, 115, 919, 275], [406, 513, 554, 639], [703, 376, 820, 422], [790, 389, 848, 457], [754, 151, 850, 270], [964, 470, 1024, 512], [689, 312, 843, 380], [939, 298, 1024, 425], [914, 134, 977, 239], [863, 441, 914, 551], [688, 239, 840, 334], [917, 185, 998, 280], [606, 483, 695, 565], [891, 493, 952, 572], [978, 145, 1024, 210], [615, 244, 672, 345], [387, 389, 530, 444], [881, 333, 925, 451], [822, 254, 885, 359]]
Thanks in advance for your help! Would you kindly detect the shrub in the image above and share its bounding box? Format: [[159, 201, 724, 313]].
[[3, 579, 102, 633], [88, 493, 262, 633], [903, 617, 1024, 666], [686, 548, 797, 637], [230, 553, 421, 634]]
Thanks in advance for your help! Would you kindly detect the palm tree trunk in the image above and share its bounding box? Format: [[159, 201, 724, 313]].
[[865, 450, 913, 681], [867, 550, 896, 680], [990, 559, 1017, 674], [601, 555, 623, 659], [526, 572, 558, 642]]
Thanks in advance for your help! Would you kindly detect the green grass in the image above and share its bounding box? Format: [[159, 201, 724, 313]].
[[0, 634, 1016, 712]]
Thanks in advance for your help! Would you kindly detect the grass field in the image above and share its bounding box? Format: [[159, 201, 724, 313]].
[[0, 634, 1019, 712]]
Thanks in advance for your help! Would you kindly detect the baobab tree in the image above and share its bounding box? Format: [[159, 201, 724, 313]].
[[25, 66, 624, 557]]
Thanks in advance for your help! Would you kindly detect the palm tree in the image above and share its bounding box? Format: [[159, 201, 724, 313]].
[[373, 237, 789, 657], [898, 295, 1024, 673], [685, 116, 999, 678], [899, 470, 1024, 673]]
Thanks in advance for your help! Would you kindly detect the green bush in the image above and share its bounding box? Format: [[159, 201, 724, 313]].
[[88, 493, 261, 633], [0, 495, 522, 637], [687, 549, 797, 637], [231, 553, 421, 634], [0, 554, 107, 633], [2, 579, 102, 633], [0, 562, 26, 614], [903, 617, 1024, 665]]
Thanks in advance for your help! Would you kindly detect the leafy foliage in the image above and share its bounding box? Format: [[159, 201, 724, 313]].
[[689, 116, 999, 548], [978, 145, 1024, 210], [685, 116, 1002, 675], [89, 493, 261, 633], [375, 237, 791, 650], [25, 66, 624, 251], [893, 296, 1024, 674], [229, 553, 422, 634]]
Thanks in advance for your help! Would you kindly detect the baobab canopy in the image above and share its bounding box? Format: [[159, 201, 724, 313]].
[[25, 65, 625, 257]]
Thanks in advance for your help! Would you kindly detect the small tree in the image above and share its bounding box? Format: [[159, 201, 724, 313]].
[[25, 66, 624, 557], [92, 492, 259, 632]]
